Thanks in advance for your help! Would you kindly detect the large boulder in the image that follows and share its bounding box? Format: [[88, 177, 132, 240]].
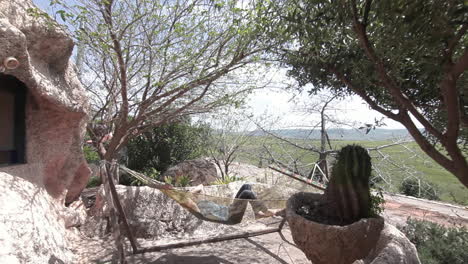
[[0, 0, 89, 262], [360, 224, 421, 264], [162, 158, 218, 186], [286, 192, 420, 264], [0, 172, 75, 263]]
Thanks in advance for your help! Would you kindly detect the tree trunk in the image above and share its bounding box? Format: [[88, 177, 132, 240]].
[[101, 163, 126, 263], [317, 153, 328, 183], [317, 108, 329, 182]]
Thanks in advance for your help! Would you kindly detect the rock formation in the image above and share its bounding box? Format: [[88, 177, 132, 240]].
[[360, 223, 421, 264], [162, 158, 218, 186], [0, 0, 89, 262]]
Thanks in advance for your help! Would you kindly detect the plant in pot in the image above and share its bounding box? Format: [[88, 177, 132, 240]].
[[286, 145, 385, 264]]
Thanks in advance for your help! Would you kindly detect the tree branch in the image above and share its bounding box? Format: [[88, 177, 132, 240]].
[[328, 66, 400, 120], [446, 24, 468, 59], [349, 7, 444, 142]]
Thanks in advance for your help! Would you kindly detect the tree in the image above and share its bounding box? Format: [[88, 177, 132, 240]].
[[293, 93, 344, 180], [276, 0, 468, 187], [126, 119, 209, 174], [52, 0, 277, 161], [257, 115, 413, 186], [256, 93, 342, 182], [205, 107, 254, 180]]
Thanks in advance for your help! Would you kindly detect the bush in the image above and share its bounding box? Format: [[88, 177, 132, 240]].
[[163, 174, 192, 187], [86, 175, 101, 188], [369, 189, 385, 217], [83, 145, 100, 164], [177, 175, 191, 187], [399, 218, 468, 264], [126, 120, 209, 174], [399, 177, 440, 201], [212, 174, 244, 185]]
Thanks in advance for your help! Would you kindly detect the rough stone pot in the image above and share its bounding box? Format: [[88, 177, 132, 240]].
[[286, 192, 385, 264]]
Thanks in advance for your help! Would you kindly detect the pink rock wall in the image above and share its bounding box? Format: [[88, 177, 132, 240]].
[[0, 0, 90, 203], [0, 0, 90, 262]]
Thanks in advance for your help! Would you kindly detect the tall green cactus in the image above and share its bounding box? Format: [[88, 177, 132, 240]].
[[324, 145, 372, 223]]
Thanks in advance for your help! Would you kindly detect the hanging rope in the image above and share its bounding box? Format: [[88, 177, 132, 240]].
[[97, 161, 310, 255]]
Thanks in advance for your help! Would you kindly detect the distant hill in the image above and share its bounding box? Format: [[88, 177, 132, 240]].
[[250, 128, 414, 141]]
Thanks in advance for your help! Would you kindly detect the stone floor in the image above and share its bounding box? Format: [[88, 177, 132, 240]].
[[126, 227, 309, 264], [71, 219, 310, 264]]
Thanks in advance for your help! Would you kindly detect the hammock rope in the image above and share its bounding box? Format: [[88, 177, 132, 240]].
[[119, 165, 287, 225], [98, 161, 318, 256]]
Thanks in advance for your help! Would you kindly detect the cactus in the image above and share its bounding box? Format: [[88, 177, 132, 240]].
[[324, 145, 372, 224]]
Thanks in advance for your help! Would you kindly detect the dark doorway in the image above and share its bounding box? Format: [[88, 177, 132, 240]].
[[0, 74, 26, 165]]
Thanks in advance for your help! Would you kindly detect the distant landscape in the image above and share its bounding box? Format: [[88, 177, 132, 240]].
[[238, 128, 468, 206], [250, 128, 413, 141]]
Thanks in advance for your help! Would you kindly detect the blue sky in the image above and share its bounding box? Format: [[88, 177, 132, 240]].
[[33, 0, 52, 11]]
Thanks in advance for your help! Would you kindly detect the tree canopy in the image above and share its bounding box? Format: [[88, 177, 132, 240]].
[[126, 119, 208, 174], [51, 0, 277, 161], [276, 0, 468, 187]]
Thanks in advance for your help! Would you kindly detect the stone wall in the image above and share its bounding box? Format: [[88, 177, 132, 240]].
[[0, 0, 89, 262]]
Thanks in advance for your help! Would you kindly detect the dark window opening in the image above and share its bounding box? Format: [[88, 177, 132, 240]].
[[0, 74, 26, 165]]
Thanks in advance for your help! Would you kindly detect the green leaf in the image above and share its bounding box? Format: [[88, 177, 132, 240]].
[[56, 10, 67, 22]]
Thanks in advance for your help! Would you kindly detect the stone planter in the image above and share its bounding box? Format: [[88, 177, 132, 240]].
[[286, 192, 385, 264]]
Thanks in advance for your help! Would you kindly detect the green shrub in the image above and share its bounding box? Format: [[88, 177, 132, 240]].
[[86, 175, 101, 188], [177, 175, 191, 187], [399, 178, 419, 197], [126, 120, 209, 174], [212, 174, 244, 185], [164, 175, 174, 185], [399, 178, 440, 201], [162, 175, 191, 187], [83, 145, 100, 164], [369, 189, 385, 217], [399, 218, 468, 264]]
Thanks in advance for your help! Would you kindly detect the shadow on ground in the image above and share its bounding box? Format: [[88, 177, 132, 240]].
[[137, 253, 234, 264]]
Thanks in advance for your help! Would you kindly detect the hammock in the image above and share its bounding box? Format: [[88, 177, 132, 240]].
[[119, 165, 288, 225]]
